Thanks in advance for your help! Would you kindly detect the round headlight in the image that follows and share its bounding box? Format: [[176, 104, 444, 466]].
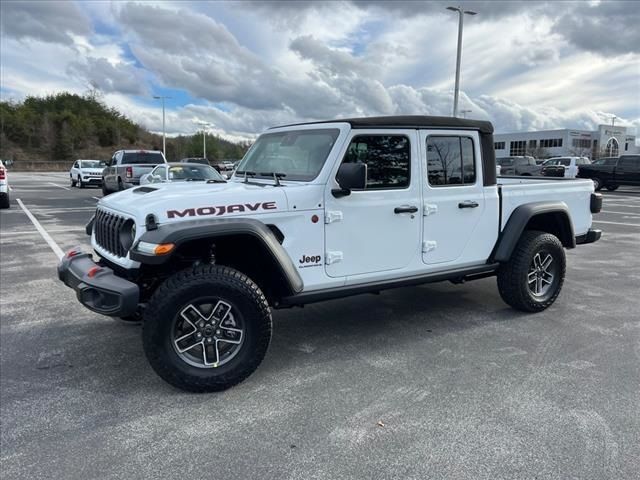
[[119, 220, 136, 251]]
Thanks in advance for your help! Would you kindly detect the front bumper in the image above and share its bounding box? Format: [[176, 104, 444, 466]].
[[57, 250, 139, 317], [576, 229, 602, 245]]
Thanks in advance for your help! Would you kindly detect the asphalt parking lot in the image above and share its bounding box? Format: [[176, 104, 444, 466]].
[[1, 172, 639, 479]]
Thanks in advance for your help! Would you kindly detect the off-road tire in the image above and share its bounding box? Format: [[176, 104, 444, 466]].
[[606, 185, 619, 191], [497, 230, 566, 312], [142, 265, 272, 392], [592, 177, 603, 191], [78, 175, 85, 188]]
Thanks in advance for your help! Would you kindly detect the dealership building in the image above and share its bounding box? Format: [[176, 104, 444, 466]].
[[493, 124, 638, 159]]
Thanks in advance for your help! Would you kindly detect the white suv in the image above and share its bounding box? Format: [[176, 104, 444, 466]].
[[70, 159, 107, 188]]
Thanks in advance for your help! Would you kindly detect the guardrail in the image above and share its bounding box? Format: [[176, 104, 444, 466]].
[[6, 161, 74, 172]]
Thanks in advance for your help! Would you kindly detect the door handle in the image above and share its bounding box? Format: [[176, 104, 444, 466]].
[[458, 201, 479, 209], [394, 205, 419, 214]]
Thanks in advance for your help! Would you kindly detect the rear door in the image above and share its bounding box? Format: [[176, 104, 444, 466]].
[[324, 130, 421, 278], [420, 130, 495, 266], [616, 156, 640, 185]]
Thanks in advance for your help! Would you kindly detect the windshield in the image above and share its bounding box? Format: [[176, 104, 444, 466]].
[[122, 152, 165, 165], [497, 158, 514, 166], [168, 164, 225, 181], [81, 160, 106, 168], [235, 129, 340, 181]]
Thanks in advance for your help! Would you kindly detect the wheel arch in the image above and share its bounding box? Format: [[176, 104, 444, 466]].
[[132, 218, 303, 301], [491, 202, 575, 263]]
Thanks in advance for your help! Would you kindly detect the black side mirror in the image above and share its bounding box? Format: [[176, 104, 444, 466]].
[[332, 163, 367, 198]]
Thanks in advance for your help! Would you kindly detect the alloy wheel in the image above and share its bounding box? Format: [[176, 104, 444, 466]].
[[171, 299, 245, 368]]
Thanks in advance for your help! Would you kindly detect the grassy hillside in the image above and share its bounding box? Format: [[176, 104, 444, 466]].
[[0, 92, 250, 164]]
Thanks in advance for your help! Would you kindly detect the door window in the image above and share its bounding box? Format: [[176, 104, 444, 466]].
[[426, 136, 476, 186], [341, 135, 410, 189]]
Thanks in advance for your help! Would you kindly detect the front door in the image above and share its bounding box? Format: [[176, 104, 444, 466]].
[[420, 131, 489, 266], [324, 130, 421, 278]]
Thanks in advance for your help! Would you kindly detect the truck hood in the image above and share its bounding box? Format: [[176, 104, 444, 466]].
[[98, 180, 290, 224]]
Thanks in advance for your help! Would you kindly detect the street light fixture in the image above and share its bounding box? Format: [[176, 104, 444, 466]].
[[460, 109, 472, 118], [153, 95, 172, 156], [446, 6, 477, 117]]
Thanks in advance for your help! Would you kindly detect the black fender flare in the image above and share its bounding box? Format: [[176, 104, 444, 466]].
[[491, 202, 575, 263], [131, 218, 303, 294]]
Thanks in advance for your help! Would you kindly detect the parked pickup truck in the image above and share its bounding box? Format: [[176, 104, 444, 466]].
[[496, 156, 541, 176], [577, 154, 640, 191], [58, 116, 602, 392], [540, 156, 591, 179], [101, 150, 167, 195]]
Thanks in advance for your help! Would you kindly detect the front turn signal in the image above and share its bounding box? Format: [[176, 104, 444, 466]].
[[154, 243, 175, 255]]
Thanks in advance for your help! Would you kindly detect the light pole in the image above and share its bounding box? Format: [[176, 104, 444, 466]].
[[460, 109, 472, 118], [195, 121, 213, 159], [153, 95, 171, 156], [446, 6, 477, 117]]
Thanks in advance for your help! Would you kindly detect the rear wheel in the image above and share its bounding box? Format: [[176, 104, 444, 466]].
[[142, 265, 272, 392], [101, 182, 110, 196], [117, 178, 124, 191], [70, 176, 77, 187], [0, 193, 9, 209], [592, 177, 603, 191], [606, 185, 619, 191], [497, 230, 565, 312]]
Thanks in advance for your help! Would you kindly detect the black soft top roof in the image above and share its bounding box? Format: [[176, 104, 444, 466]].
[[273, 115, 494, 134]]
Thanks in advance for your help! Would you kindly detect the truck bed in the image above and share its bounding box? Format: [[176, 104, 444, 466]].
[[498, 176, 594, 236]]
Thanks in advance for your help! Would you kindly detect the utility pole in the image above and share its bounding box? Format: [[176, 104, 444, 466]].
[[446, 6, 477, 117], [153, 95, 171, 157]]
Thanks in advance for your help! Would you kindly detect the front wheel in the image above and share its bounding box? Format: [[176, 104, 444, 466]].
[[78, 175, 85, 189], [606, 185, 619, 191], [142, 265, 272, 392], [497, 230, 566, 312]]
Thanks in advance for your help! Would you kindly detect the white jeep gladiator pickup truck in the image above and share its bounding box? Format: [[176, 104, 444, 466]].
[[58, 116, 603, 392]]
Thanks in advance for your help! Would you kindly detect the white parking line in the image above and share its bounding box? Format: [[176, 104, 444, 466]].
[[601, 210, 640, 216], [16, 199, 64, 259], [593, 219, 640, 228], [1, 228, 86, 236], [92, 196, 101, 201], [47, 182, 70, 191]]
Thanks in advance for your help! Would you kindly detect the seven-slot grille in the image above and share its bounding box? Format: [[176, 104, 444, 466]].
[[94, 209, 129, 258]]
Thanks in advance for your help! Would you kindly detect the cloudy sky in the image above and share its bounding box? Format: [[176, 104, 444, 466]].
[[1, 0, 639, 141]]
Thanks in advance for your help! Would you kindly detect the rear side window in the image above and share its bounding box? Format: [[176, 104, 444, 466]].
[[342, 135, 410, 189], [619, 157, 640, 170], [426, 136, 476, 186], [122, 152, 165, 165]]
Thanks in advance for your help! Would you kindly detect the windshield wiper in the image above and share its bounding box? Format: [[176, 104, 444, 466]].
[[259, 172, 286, 186], [185, 178, 205, 182], [236, 170, 256, 183], [206, 179, 227, 183]]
